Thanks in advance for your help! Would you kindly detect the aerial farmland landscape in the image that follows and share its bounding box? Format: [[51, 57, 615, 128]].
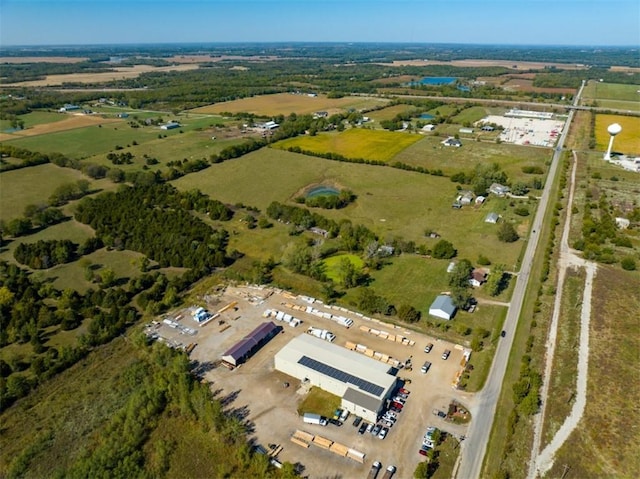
[[0, 1, 639, 478]]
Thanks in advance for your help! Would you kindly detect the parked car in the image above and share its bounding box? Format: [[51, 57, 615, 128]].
[[366, 422, 375, 434], [384, 411, 397, 419], [339, 409, 350, 422], [372, 424, 382, 436], [358, 422, 368, 434], [378, 427, 389, 440], [421, 361, 432, 374], [391, 402, 403, 410], [432, 409, 447, 419], [399, 388, 410, 395], [353, 416, 362, 427], [441, 349, 451, 360], [424, 343, 434, 353], [392, 396, 406, 404], [418, 445, 431, 456], [390, 405, 402, 413], [381, 419, 394, 428], [328, 418, 342, 427]]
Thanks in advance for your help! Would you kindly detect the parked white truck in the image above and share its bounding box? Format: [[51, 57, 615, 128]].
[[307, 327, 336, 343], [303, 413, 328, 426]]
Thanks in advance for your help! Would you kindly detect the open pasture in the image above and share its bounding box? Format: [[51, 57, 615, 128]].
[[0, 163, 88, 221], [394, 135, 551, 181], [595, 114, 640, 154], [189, 92, 387, 116], [0, 111, 67, 132], [583, 81, 640, 112], [366, 104, 417, 122], [171, 148, 524, 267], [3, 120, 167, 158], [0, 114, 121, 142], [452, 106, 491, 124], [40, 248, 145, 292], [273, 128, 422, 162]]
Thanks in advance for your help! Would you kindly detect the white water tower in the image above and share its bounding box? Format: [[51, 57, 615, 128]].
[[604, 123, 622, 160]]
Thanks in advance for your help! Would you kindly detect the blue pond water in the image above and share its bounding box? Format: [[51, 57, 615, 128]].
[[420, 114, 435, 120], [307, 186, 339, 198], [420, 77, 456, 85]]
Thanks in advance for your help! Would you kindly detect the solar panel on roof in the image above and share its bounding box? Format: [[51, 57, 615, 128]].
[[297, 356, 384, 397]]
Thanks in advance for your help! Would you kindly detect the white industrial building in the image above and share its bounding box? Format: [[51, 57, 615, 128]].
[[274, 334, 398, 422]]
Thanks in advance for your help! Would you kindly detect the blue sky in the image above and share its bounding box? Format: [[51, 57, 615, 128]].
[[1, 0, 638, 46]]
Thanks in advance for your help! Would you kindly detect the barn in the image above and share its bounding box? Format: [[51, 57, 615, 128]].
[[274, 334, 398, 422], [428, 295, 457, 320]]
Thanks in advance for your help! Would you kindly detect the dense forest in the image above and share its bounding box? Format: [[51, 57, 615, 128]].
[[74, 184, 233, 270]]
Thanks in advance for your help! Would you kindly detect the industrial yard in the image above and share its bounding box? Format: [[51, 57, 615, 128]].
[[147, 285, 472, 477]]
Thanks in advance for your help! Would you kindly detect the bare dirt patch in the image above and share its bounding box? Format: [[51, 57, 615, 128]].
[[0, 114, 121, 141]]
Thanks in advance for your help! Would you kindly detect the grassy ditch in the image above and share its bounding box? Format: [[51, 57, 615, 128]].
[[540, 268, 584, 446]]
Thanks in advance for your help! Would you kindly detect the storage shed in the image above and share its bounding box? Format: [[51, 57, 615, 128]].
[[429, 295, 457, 321], [221, 321, 280, 367]]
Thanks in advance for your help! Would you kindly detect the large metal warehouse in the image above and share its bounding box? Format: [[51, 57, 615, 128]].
[[274, 334, 398, 422], [221, 321, 280, 367]]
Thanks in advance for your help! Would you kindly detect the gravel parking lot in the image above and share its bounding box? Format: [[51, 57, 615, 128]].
[[149, 285, 472, 478]]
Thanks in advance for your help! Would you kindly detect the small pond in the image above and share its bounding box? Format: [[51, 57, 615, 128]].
[[306, 186, 339, 198]]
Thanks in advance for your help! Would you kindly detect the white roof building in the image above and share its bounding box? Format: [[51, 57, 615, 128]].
[[274, 334, 398, 422], [429, 295, 457, 320]]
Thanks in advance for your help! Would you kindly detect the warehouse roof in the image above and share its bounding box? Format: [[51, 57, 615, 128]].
[[222, 321, 279, 366], [343, 387, 385, 412], [275, 334, 396, 399]]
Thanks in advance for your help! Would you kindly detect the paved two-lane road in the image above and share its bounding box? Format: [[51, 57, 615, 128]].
[[455, 80, 585, 479]]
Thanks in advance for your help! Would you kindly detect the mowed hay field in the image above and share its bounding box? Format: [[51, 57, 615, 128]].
[[172, 148, 524, 266], [190, 92, 388, 116], [274, 128, 423, 162], [595, 114, 640, 154], [583, 81, 640, 111], [0, 114, 121, 142], [0, 164, 88, 221]]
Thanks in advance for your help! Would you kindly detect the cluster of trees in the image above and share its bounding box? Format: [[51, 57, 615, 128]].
[[450, 162, 509, 196], [14, 239, 77, 269], [0, 261, 139, 409], [497, 222, 519, 243], [164, 157, 209, 177], [49, 179, 92, 206], [573, 193, 635, 265], [0, 205, 66, 240], [106, 151, 134, 165], [74, 184, 232, 269], [295, 189, 356, 210]]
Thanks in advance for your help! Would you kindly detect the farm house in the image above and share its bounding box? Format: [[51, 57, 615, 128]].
[[274, 334, 397, 422]]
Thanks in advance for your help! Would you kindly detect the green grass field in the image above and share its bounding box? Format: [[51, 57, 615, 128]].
[[273, 128, 423, 162], [296, 387, 341, 417], [322, 254, 364, 282], [0, 163, 88, 221], [583, 81, 640, 112], [0, 111, 68, 131], [394, 135, 551, 182], [4, 121, 159, 159], [452, 106, 490, 125], [172, 148, 525, 265], [366, 104, 417, 122]]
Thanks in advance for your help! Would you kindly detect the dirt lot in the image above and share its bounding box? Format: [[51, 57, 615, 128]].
[[150, 285, 473, 478]]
